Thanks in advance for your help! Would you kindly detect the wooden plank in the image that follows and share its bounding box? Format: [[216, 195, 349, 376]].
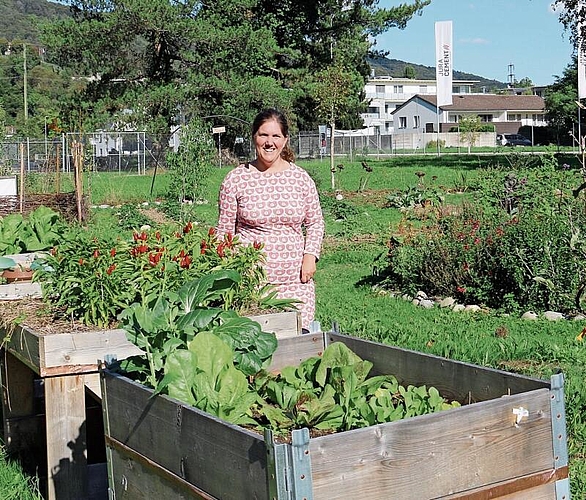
[[330, 333, 549, 402], [107, 438, 214, 499], [45, 374, 88, 500], [490, 482, 556, 500], [3, 325, 143, 376], [0, 350, 35, 418], [1, 325, 41, 373], [442, 466, 566, 499], [269, 332, 325, 372], [247, 311, 301, 338], [309, 389, 554, 500], [0, 281, 42, 299], [41, 329, 143, 376], [84, 373, 102, 401], [102, 371, 269, 500]]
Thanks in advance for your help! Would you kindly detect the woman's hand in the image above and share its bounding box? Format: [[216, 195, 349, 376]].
[[300, 254, 317, 283]]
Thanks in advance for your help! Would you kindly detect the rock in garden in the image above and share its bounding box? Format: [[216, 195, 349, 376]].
[[416, 290, 428, 300], [439, 297, 456, 308], [452, 304, 466, 312], [544, 311, 564, 321], [464, 304, 482, 313], [521, 311, 539, 320], [419, 299, 435, 309]]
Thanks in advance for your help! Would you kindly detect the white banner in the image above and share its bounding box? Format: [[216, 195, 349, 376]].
[[579, 3, 586, 99], [435, 21, 453, 106]]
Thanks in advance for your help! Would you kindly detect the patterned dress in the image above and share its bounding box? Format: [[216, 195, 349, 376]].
[[217, 162, 324, 329]]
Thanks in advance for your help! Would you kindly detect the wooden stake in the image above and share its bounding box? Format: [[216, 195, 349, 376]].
[[19, 143, 24, 213]]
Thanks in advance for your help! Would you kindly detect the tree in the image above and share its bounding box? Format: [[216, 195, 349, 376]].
[[403, 65, 416, 79], [458, 115, 482, 154], [311, 63, 356, 189], [40, 0, 432, 145], [166, 119, 215, 219], [545, 58, 579, 146]]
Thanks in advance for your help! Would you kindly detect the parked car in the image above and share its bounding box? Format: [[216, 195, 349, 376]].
[[497, 133, 532, 146]]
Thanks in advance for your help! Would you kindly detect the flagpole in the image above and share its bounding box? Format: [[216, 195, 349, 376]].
[[435, 20, 453, 158], [436, 103, 440, 156]]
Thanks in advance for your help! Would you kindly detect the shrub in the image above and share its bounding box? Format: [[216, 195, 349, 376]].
[[376, 153, 586, 313]]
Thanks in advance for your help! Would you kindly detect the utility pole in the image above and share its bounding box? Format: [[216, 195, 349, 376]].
[[23, 43, 28, 122]]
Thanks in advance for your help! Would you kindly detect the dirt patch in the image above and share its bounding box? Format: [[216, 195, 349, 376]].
[[0, 298, 108, 335], [333, 189, 392, 208], [139, 207, 173, 225]]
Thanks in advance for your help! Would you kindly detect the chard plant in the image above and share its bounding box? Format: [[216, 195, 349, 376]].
[[119, 287, 459, 433]]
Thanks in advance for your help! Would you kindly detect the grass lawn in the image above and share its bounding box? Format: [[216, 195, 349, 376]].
[[6, 152, 586, 497]]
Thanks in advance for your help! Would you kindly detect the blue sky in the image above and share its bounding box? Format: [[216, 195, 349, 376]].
[[375, 0, 573, 86]]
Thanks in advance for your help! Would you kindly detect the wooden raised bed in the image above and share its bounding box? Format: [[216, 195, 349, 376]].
[[0, 310, 301, 500], [100, 330, 570, 499], [0, 323, 143, 500]]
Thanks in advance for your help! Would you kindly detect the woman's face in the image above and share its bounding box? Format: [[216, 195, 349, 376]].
[[254, 119, 288, 167]]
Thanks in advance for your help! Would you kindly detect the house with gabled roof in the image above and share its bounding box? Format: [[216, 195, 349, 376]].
[[391, 93, 546, 136]]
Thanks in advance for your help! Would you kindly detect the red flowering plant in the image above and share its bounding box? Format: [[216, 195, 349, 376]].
[[35, 222, 274, 327]]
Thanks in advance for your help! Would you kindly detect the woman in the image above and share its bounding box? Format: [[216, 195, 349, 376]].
[[216, 109, 324, 331]]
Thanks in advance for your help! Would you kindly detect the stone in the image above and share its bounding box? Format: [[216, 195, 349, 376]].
[[415, 290, 428, 300], [452, 304, 466, 312], [464, 304, 482, 313], [419, 299, 435, 309], [439, 297, 456, 308], [521, 311, 539, 321], [544, 311, 564, 321]]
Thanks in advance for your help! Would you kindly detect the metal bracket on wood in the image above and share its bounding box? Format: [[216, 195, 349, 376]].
[[550, 372, 571, 500], [265, 428, 313, 500]]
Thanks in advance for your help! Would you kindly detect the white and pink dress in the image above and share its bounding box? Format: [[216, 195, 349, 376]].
[[217, 162, 324, 329]]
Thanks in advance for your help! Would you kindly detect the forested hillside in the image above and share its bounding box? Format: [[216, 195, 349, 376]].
[[368, 56, 506, 91], [0, 0, 69, 43]]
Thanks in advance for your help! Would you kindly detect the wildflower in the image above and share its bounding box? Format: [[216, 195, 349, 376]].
[[78, 258, 84, 265], [253, 241, 262, 250], [456, 286, 466, 294], [473, 237, 481, 245], [208, 227, 216, 237], [106, 264, 116, 275], [93, 249, 100, 258], [149, 252, 162, 266], [155, 231, 161, 241], [183, 222, 193, 234], [217, 242, 226, 258], [224, 232, 234, 248], [110, 248, 116, 257], [180, 255, 192, 269], [200, 240, 208, 255]]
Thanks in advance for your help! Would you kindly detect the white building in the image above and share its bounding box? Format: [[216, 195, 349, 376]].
[[361, 76, 479, 134]]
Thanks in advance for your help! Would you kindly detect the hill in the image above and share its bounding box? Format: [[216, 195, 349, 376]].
[[0, 0, 69, 44], [368, 55, 506, 92]]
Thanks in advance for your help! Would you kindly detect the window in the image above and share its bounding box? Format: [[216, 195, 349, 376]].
[[376, 85, 385, 96], [413, 115, 420, 128], [393, 85, 404, 94], [479, 114, 493, 122], [399, 116, 407, 129], [367, 106, 378, 115], [507, 113, 521, 121]]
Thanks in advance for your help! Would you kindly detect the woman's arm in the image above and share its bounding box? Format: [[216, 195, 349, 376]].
[[216, 176, 237, 237]]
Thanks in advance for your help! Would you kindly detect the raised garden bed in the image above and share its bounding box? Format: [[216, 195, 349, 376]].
[[100, 330, 570, 499]]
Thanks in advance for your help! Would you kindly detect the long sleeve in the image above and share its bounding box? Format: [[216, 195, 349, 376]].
[[216, 174, 237, 238], [303, 177, 324, 259]]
